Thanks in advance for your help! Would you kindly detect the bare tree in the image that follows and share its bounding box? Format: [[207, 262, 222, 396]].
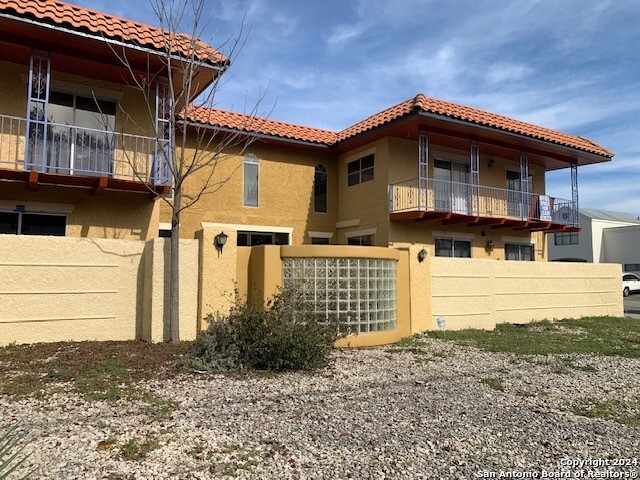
[[102, 0, 270, 343]]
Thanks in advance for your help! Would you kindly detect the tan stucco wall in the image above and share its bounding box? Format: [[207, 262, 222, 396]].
[[0, 183, 158, 241], [0, 234, 198, 345], [337, 139, 390, 246], [161, 140, 338, 245], [428, 257, 623, 331], [197, 228, 239, 328]]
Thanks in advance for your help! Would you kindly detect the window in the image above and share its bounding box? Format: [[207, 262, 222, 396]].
[[243, 153, 259, 207], [624, 264, 640, 272], [0, 211, 65, 236], [347, 154, 374, 186], [347, 235, 373, 246], [237, 230, 289, 246], [435, 238, 471, 258], [554, 232, 578, 245], [42, 91, 117, 175], [311, 237, 330, 245], [313, 164, 328, 213], [159, 229, 171, 238], [623, 274, 639, 281], [505, 243, 534, 261]]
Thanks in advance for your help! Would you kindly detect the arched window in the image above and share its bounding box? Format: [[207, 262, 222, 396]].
[[243, 153, 259, 207], [314, 164, 328, 213]]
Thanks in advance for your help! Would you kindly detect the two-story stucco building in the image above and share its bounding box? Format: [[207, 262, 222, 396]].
[[0, 0, 614, 263], [0, 0, 625, 348]]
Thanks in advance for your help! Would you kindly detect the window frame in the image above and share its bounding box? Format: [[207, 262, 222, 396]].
[[237, 230, 290, 246], [242, 153, 259, 207], [347, 154, 374, 187], [346, 235, 373, 246], [504, 243, 535, 261], [313, 164, 328, 213], [554, 232, 579, 246], [434, 237, 472, 258], [0, 209, 67, 236]]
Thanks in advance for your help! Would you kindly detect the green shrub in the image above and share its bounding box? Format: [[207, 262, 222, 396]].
[[188, 288, 346, 372]]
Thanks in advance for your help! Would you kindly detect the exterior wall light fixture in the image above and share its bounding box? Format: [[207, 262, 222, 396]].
[[488, 157, 495, 169], [417, 248, 428, 263], [215, 231, 229, 252], [485, 239, 494, 252]]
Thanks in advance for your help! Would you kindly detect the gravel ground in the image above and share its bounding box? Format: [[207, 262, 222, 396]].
[[2, 338, 640, 479]]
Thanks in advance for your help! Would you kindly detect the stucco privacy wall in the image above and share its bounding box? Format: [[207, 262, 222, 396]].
[[429, 257, 623, 331], [0, 235, 198, 345]]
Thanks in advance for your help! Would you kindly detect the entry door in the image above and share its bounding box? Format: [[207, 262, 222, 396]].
[[433, 160, 470, 214]]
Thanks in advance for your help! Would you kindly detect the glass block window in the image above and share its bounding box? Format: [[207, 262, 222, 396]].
[[282, 257, 397, 334]]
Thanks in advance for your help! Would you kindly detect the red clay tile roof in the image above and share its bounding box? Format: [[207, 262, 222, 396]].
[[0, 0, 227, 65], [188, 94, 613, 157], [187, 106, 338, 145]]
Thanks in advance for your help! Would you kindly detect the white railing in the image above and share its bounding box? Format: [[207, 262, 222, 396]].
[[0, 114, 170, 186], [389, 177, 579, 226]]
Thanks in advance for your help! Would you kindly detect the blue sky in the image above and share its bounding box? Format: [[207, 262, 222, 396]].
[[79, 0, 640, 215]]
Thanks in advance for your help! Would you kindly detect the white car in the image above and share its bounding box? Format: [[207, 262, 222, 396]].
[[623, 273, 640, 297]]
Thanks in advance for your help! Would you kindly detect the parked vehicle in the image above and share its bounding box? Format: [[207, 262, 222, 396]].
[[623, 273, 640, 297]]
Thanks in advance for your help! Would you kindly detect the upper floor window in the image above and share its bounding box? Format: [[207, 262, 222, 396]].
[[347, 154, 374, 186], [243, 153, 259, 207], [435, 238, 471, 258], [624, 264, 640, 272], [505, 243, 534, 261], [554, 232, 578, 246], [314, 164, 328, 213]]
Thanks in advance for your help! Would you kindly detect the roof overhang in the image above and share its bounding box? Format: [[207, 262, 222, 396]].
[[0, 13, 226, 100]]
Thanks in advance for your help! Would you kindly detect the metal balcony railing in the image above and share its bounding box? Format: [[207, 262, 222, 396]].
[[0, 114, 170, 186], [389, 177, 579, 226]]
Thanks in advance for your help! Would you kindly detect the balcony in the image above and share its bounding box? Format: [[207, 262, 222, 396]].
[[389, 178, 579, 232], [0, 114, 170, 195]]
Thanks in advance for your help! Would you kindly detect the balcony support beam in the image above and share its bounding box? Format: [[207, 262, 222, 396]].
[[514, 221, 551, 231], [491, 220, 529, 229], [473, 218, 506, 227], [442, 215, 479, 226], [415, 211, 452, 223], [26, 170, 39, 191], [92, 177, 108, 196]]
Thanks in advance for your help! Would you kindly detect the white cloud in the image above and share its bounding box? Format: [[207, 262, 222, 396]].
[[486, 63, 534, 84], [326, 22, 368, 46]]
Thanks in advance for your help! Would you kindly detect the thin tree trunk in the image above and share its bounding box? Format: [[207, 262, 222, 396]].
[[169, 189, 181, 343]]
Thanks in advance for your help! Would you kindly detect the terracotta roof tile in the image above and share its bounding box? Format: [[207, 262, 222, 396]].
[[187, 106, 338, 145], [338, 94, 612, 157], [188, 94, 613, 158], [0, 0, 227, 65]]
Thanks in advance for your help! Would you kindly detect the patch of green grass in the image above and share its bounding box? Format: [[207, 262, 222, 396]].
[[480, 377, 505, 391], [426, 317, 640, 358], [393, 335, 427, 349], [566, 397, 640, 426], [0, 340, 190, 401], [120, 436, 160, 461]]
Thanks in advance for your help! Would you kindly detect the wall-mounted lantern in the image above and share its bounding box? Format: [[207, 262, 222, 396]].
[[485, 239, 494, 252], [215, 231, 229, 253], [488, 157, 495, 170], [417, 248, 428, 263]]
